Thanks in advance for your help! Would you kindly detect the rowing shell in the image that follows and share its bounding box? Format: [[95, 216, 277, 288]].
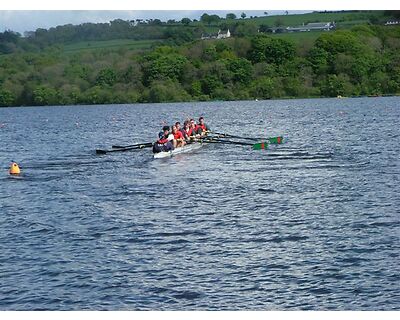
[[153, 142, 203, 159]]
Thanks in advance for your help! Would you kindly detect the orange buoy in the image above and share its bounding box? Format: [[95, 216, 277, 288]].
[[9, 162, 21, 175]]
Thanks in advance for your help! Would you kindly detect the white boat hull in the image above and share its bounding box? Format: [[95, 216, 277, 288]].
[[153, 142, 203, 159]]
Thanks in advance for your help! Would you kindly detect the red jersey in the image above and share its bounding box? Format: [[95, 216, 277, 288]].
[[157, 137, 169, 144], [173, 131, 184, 140], [185, 127, 194, 136]]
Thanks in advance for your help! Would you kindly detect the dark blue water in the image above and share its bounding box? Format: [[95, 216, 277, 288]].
[[0, 97, 399, 310]]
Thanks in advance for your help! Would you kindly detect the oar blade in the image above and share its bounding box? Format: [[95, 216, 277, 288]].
[[252, 142, 269, 150], [96, 149, 108, 154], [268, 136, 284, 144]]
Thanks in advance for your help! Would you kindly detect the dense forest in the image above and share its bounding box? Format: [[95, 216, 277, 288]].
[[0, 11, 400, 106]]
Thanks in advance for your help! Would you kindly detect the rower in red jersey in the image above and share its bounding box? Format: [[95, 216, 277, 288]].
[[171, 124, 185, 148], [175, 121, 189, 141], [183, 120, 195, 141], [189, 119, 202, 138], [198, 116, 210, 135]]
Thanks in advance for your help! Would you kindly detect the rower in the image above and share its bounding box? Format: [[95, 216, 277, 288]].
[[175, 122, 189, 141], [153, 126, 174, 153], [171, 124, 186, 148], [198, 117, 210, 135], [189, 119, 202, 138], [183, 120, 195, 142]]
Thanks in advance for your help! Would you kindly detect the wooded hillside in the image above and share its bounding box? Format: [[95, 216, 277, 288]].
[[1, 11, 399, 106]]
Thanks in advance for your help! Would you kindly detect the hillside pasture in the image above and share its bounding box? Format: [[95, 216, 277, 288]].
[[63, 39, 163, 53]]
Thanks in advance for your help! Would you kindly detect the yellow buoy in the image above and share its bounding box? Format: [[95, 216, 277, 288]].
[[9, 162, 21, 175]]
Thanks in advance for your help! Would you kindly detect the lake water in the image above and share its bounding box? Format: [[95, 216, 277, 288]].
[[0, 97, 399, 310]]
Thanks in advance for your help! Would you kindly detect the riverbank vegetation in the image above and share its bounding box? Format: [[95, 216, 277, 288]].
[[0, 11, 399, 106]]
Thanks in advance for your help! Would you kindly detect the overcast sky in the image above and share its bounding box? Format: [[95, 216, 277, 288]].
[[0, 10, 311, 34]]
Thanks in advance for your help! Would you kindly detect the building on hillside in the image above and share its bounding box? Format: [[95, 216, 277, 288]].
[[384, 20, 400, 25], [217, 29, 231, 39], [201, 29, 231, 40], [286, 22, 336, 32], [261, 27, 286, 34]]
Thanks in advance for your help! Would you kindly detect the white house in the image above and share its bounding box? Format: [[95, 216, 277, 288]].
[[201, 29, 231, 40], [217, 29, 231, 39]]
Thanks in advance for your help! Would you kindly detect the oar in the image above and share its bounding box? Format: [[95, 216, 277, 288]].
[[204, 138, 270, 149], [112, 142, 153, 149], [203, 138, 259, 147], [210, 132, 283, 144], [96, 144, 153, 155]]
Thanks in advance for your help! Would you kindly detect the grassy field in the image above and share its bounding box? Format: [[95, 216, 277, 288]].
[[195, 11, 385, 29], [59, 11, 387, 54], [248, 11, 383, 27], [63, 39, 163, 53]]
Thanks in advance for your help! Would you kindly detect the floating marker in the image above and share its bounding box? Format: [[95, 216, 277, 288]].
[[9, 162, 21, 175]]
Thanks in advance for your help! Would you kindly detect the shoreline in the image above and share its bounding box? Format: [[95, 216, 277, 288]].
[[1, 94, 399, 109]]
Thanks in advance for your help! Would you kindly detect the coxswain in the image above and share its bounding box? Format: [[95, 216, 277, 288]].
[[153, 126, 174, 153], [171, 125, 186, 148]]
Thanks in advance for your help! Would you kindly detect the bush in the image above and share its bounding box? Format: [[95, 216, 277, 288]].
[[146, 80, 191, 103]]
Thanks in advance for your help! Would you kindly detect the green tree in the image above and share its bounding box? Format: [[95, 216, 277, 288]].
[[201, 75, 223, 95], [58, 84, 81, 105], [181, 18, 191, 25], [143, 53, 188, 83], [96, 68, 117, 87], [209, 15, 221, 25], [259, 24, 271, 33], [241, 12, 246, 19], [81, 86, 112, 104], [226, 13, 237, 20], [32, 85, 59, 105], [202, 45, 218, 61], [146, 80, 191, 102], [226, 58, 253, 84], [0, 89, 15, 106], [234, 23, 258, 37], [320, 74, 353, 97], [233, 37, 252, 58], [190, 80, 203, 97], [264, 38, 296, 65], [315, 31, 364, 57], [215, 41, 231, 53], [250, 77, 276, 99], [248, 34, 270, 63], [248, 35, 295, 65], [200, 13, 212, 25], [307, 46, 329, 74], [164, 27, 195, 45]]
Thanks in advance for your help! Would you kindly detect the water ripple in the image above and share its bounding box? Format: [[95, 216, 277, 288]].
[[0, 98, 399, 310]]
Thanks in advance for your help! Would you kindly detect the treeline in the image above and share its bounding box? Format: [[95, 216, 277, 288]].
[[0, 23, 204, 54], [0, 24, 399, 106]]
